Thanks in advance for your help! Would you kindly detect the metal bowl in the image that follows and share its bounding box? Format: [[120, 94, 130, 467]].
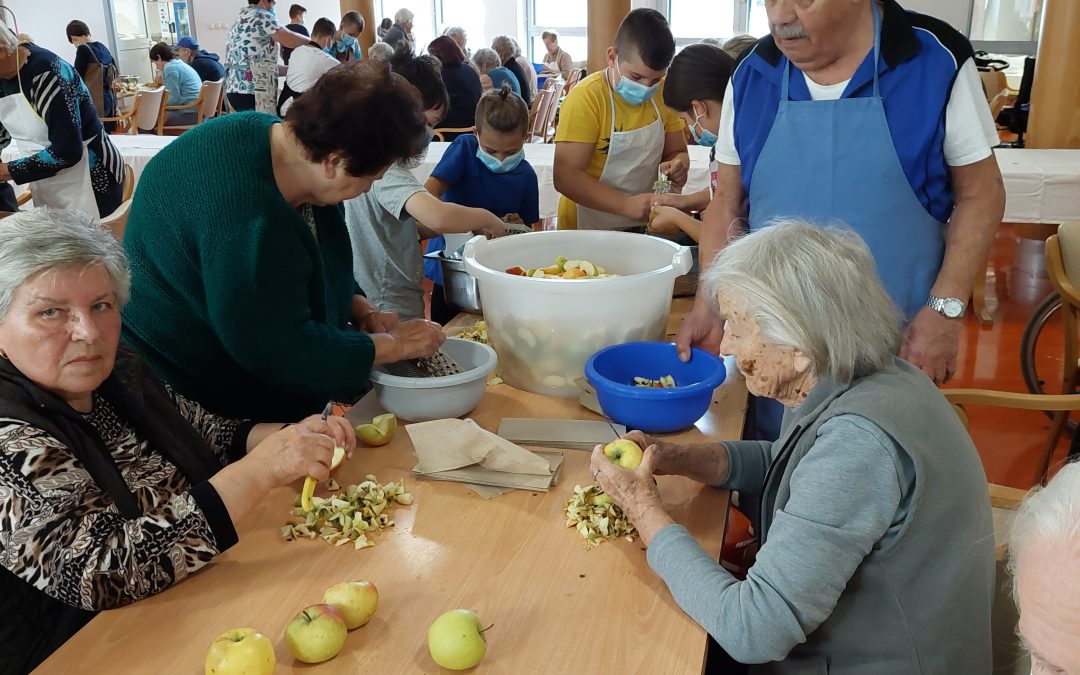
[[424, 250, 482, 314]]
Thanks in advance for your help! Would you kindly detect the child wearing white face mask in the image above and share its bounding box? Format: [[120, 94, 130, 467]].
[[424, 85, 540, 324], [648, 43, 735, 243]]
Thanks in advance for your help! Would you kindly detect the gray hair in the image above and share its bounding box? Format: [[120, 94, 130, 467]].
[[0, 208, 130, 321], [1008, 462, 1080, 591], [472, 47, 501, 70], [491, 35, 514, 60], [698, 37, 723, 46], [442, 26, 466, 42], [701, 219, 901, 384], [722, 34, 759, 60], [367, 41, 394, 62], [0, 18, 20, 54], [394, 8, 414, 24]]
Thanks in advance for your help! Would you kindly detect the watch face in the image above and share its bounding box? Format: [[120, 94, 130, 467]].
[[943, 298, 965, 318]]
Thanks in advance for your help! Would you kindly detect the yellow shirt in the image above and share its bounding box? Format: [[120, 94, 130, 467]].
[[554, 69, 684, 230]]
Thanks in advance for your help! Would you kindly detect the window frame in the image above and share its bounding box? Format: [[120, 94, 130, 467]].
[[668, 0, 751, 45]]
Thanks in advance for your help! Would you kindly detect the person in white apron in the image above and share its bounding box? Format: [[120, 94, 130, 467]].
[[647, 43, 735, 242], [552, 9, 689, 231], [0, 27, 122, 219]]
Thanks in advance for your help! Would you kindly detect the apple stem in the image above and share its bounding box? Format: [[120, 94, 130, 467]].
[[479, 623, 495, 635]]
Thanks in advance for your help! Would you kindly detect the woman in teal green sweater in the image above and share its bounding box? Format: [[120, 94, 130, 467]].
[[122, 62, 446, 421]]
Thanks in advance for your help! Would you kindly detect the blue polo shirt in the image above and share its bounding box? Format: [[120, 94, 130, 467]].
[[729, 0, 974, 224], [424, 133, 540, 285]]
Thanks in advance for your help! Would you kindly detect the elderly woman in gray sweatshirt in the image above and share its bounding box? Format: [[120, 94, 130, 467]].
[[591, 221, 995, 673]]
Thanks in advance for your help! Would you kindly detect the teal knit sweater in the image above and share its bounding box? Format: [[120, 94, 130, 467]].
[[122, 112, 374, 421]]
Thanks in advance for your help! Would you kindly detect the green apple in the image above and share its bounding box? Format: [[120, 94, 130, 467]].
[[284, 604, 348, 664], [428, 609, 489, 670], [323, 579, 379, 630], [204, 627, 276, 675], [603, 439, 643, 469]]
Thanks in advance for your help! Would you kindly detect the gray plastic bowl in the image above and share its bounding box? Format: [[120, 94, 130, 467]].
[[368, 338, 498, 422]]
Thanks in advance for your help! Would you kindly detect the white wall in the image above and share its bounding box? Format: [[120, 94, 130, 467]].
[[1, 0, 111, 63], [902, 0, 973, 34]]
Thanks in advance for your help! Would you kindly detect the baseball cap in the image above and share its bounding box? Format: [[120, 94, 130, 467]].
[[176, 36, 199, 50]]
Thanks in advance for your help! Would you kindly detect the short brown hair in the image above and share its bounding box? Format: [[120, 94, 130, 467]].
[[149, 42, 174, 62], [341, 11, 363, 30], [541, 30, 558, 41], [289, 4, 306, 20], [475, 84, 529, 136], [287, 61, 428, 177]]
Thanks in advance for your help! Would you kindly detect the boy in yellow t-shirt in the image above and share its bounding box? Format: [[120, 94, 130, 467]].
[[553, 8, 688, 230]]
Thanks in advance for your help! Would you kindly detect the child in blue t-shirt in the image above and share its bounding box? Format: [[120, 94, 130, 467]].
[[424, 85, 540, 324]]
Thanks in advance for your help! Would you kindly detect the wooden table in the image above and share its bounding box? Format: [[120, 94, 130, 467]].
[[36, 299, 747, 674]]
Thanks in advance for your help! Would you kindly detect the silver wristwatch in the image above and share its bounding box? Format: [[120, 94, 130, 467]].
[[926, 295, 966, 319]]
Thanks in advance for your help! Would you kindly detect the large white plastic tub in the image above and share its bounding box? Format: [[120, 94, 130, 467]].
[[463, 231, 692, 397]]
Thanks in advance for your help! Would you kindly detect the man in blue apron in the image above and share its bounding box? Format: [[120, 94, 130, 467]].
[[676, 0, 1005, 440]]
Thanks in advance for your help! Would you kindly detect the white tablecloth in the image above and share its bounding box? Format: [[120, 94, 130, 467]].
[[5, 138, 1078, 225]]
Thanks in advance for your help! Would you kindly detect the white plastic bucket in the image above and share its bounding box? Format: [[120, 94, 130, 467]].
[[462, 231, 692, 397]]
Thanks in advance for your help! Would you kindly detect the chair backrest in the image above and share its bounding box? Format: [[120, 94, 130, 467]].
[[540, 85, 561, 142], [97, 198, 132, 240], [563, 68, 583, 96], [529, 85, 558, 140], [121, 163, 134, 202], [1056, 222, 1080, 286], [198, 80, 224, 122], [134, 87, 166, 133], [432, 127, 474, 142]]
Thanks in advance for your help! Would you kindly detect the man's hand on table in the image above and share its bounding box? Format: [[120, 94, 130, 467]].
[[675, 301, 725, 362], [590, 444, 674, 546], [899, 308, 962, 385]]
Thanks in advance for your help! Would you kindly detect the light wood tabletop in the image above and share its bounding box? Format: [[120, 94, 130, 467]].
[[36, 299, 747, 674]]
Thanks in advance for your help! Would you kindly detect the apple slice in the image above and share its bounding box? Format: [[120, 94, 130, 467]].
[[562, 268, 587, 279], [505, 266, 527, 276], [301, 445, 348, 512], [563, 259, 581, 271], [579, 261, 597, 277], [355, 413, 397, 447]]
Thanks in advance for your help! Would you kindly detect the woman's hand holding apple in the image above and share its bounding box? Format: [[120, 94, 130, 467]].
[[589, 444, 674, 546]]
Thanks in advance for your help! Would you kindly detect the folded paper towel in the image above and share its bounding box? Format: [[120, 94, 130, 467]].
[[408, 418, 553, 475]]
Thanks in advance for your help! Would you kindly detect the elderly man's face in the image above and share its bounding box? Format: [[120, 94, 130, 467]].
[[766, 0, 868, 71], [0, 264, 120, 410], [717, 292, 814, 406], [1017, 538, 1080, 675], [177, 47, 194, 63]]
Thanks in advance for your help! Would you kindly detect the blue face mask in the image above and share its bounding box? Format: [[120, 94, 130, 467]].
[[476, 146, 525, 174], [689, 108, 718, 148], [612, 58, 659, 106]]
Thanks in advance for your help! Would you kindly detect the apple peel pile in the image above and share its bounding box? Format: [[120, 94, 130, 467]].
[[564, 484, 637, 550], [283, 475, 413, 550]]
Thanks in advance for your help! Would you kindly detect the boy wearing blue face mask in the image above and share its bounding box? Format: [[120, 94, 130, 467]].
[[424, 85, 540, 324], [649, 43, 735, 242], [553, 9, 688, 231]]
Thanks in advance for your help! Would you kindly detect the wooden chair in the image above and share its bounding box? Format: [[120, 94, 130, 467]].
[[979, 69, 1013, 123], [1040, 227, 1080, 466], [946, 388, 1080, 486], [432, 127, 474, 142], [96, 198, 132, 240], [528, 82, 559, 143], [161, 80, 224, 136], [563, 67, 583, 96], [101, 86, 167, 135]]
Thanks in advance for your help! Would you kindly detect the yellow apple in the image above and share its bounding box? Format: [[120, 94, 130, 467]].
[[355, 413, 398, 447], [603, 439, 643, 469], [300, 445, 347, 512], [428, 609, 488, 670], [324, 579, 379, 629], [204, 627, 275, 675], [284, 604, 348, 664]]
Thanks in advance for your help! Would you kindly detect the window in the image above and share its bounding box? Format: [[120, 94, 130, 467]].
[[437, 0, 488, 53], [747, 0, 770, 38], [527, 0, 587, 64], [669, 0, 737, 42]]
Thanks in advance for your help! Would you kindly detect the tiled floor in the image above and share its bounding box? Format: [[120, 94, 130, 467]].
[[945, 223, 1074, 489]]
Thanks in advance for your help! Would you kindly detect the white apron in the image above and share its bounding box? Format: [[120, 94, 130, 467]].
[[251, 60, 279, 115], [0, 65, 99, 218], [576, 70, 665, 231]]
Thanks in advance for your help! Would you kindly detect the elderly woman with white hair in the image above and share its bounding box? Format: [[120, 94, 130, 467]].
[[0, 209, 355, 673], [442, 26, 469, 56], [592, 221, 995, 673], [382, 8, 415, 53], [0, 21, 122, 219], [1009, 462, 1080, 674]]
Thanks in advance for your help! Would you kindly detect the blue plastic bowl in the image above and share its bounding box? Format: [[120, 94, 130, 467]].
[[585, 342, 726, 434]]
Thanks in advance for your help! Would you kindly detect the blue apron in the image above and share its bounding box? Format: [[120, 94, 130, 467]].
[[746, 0, 946, 440]]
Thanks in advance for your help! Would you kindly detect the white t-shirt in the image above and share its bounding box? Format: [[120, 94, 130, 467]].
[[282, 45, 338, 113], [714, 59, 999, 168]]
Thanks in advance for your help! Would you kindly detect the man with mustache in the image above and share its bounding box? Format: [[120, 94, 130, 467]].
[[676, 0, 1005, 441]]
